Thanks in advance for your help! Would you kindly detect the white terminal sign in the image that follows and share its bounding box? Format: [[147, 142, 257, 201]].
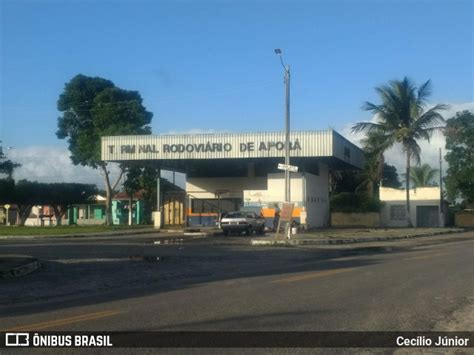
[[108, 141, 302, 155], [100, 131, 356, 163]]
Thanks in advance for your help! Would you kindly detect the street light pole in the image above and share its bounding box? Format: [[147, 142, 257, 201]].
[[275, 49, 291, 203], [284, 64, 291, 203]]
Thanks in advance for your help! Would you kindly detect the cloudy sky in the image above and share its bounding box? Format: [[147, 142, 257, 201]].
[[1, 0, 472, 188]]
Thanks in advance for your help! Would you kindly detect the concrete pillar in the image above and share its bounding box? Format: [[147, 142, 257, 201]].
[[135, 200, 143, 224], [153, 211, 162, 229], [155, 169, 162, 229], [247, 162, 255, 178]]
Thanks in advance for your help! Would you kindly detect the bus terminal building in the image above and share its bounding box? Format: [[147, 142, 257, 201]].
[[101, 130, 364, 228]]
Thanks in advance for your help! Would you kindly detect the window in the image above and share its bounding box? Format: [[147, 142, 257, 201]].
[[224, 212, 244, 218], [191, 198, 241, 214], [390, 205, 406, 221], [192, 199, 219, 213]]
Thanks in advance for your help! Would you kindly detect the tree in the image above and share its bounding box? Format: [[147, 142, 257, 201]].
[[444, 110, 474, 203], [357, 131, 393, 197], [352, 77, 447, 226], [3, 181, 97, 226], [331, 170, 363, 194], [0, 160, 21, 180], [10, 180, 48, 226], [56, 74, 153, 225], [0, 178, 15, 203], [402, 163, 438, 187], [382, 164, 401, 188], [46, 183, 97, 225]]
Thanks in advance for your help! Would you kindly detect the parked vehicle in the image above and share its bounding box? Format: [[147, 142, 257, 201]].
[[220, 211, 265, 236]]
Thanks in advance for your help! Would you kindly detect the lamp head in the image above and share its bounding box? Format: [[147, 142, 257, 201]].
[[274, 48, 282, 55]]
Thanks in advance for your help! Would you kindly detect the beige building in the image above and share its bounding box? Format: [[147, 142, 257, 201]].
[[380, 186, 445, 227]]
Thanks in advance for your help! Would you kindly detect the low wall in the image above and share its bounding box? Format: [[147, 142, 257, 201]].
[[76, 218, 105, 226], [24, 218, 56, 226], [455, 211, 474, 227], [331, 212, 380, 227]]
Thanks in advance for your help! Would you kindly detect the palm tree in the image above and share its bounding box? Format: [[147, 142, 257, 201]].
[[352, 77, 447, 226], [403, 163, 439, 187], [357, 131, 391, 198]]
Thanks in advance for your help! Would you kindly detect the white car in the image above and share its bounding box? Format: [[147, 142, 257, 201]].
[[220, 211, 265, 236]]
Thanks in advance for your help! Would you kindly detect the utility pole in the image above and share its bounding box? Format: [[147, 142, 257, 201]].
[[284, 64, 291, 202], [275, 49, 291, 202], [155, 168, 161, 229]]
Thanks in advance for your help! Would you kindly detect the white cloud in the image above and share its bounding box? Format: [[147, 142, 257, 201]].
[[340, 102, 474, 175], [441, 102, 474, 119], [7, 146, 122, 188], [7, 146, 185, 189]]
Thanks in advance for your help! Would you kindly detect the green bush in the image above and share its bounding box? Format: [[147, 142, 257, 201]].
[[446, 204, 463, 227], [330, 192, 383, 213]]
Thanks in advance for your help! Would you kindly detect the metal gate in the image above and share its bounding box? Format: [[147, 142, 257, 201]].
[[416, 206, 439, 227], [162, 192, 186, 226]]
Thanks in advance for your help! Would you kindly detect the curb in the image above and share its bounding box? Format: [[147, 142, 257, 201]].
[[0, 259, 41, 279], [0, 228, 222, 240], [250, 229, 466, 246], [184, 231, 222, 237]]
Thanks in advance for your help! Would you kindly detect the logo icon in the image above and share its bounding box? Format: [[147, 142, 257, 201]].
[[5, 333, 29, 347]]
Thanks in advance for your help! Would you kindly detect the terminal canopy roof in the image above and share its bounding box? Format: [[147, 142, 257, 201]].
[[101, 130, 364, 177]]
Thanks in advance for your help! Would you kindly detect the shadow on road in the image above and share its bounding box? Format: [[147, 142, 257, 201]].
[[0, 237, 429, 318]]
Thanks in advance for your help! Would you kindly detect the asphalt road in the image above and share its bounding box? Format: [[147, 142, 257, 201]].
[[0, 232, 473, 352]]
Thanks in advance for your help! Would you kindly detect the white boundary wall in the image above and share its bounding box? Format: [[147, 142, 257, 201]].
[[304, 163, 330, 227]]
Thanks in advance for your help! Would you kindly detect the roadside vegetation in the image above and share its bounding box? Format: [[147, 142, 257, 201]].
[[0, 180, 96, 226], [444, 110, 474, 204], [0, 224, 151, 236], [330, 192, 383, 213]]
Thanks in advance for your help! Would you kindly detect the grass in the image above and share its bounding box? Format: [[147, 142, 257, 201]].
[[0, 224, 153, 236]]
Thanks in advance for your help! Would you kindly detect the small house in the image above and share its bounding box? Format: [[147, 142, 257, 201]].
[[380, 186, 447, 227]]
